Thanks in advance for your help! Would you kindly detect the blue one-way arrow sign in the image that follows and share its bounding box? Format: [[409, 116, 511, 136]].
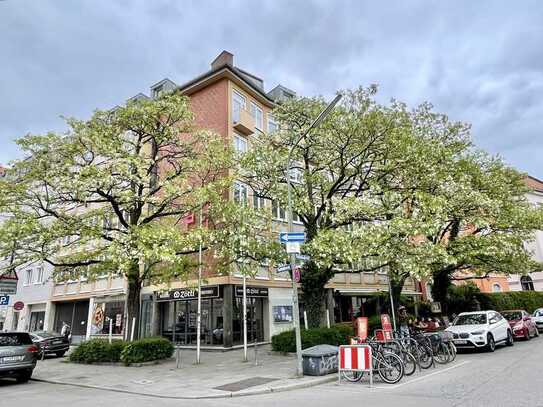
[[279, 232, 306, 243]]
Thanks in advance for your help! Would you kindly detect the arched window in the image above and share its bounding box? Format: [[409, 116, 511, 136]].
[[521, 275, 535, 291], [492, 283, 502, 293]]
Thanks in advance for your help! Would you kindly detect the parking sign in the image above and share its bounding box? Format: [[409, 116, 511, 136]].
[[0, 295, 9, 306]]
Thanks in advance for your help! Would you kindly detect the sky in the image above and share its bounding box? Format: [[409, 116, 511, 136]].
[[1, 0, 542, 177]]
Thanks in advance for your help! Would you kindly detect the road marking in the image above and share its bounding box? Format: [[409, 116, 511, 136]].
[[372, 361, 471, 390]]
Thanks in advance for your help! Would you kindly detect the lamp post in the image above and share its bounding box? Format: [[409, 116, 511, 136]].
[[287, 93, 342, 377]]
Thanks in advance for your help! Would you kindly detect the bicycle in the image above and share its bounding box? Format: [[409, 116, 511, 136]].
[[341, 339, 405, 384]]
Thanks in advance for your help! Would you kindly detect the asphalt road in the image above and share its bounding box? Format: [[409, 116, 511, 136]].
[[2, 336, 542, 407]]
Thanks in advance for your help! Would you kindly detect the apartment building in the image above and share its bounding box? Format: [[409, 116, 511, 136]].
[[136, 51, 423, 348]]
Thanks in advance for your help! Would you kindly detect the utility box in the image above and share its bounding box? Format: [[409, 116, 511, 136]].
[[301, 344, 339, 376]]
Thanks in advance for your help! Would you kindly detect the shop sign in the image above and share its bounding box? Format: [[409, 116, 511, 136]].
[[0, 271, 18, 295], [235, 286, 269, 298], [381, 314, 393, 332], [430, 301, 442, 313], [157, 285, 219, 301]]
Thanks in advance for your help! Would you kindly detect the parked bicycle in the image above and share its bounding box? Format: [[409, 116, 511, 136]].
[[341, 338, 405, 384]]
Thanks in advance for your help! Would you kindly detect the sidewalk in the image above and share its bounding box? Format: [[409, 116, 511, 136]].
[[32, 345, 335, 399]]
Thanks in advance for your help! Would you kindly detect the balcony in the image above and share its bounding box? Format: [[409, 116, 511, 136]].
[[232, 107, 255, 135]]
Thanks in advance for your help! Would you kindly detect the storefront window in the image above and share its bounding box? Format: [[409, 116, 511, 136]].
[[90, 301, 125, 335], [161, 298, 224, 345]]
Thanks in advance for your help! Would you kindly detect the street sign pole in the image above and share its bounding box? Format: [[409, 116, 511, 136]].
[[285, 93, 342, 378], [196, 205, 203, 365]]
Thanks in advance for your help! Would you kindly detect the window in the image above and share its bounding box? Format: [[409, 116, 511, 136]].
[[272, 200, 286, 221], [492, 283, 501, 293], [233, 134, 248, 156], [250, 102, 263, 130], [152, 85, 164, 99], [267, 114, 278, 133], [293, 212, 302, 223], [253, 194, 267, 210], [24, 269, 33, 285], [232, 91, 246, 123], [521, 275, 535, 291], [233, 181, 248, 205], [35, 267, 44, 284], [289, 167, 303, 184]]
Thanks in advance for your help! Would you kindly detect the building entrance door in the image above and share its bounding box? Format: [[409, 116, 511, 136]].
[[54, 300, 89, 343]]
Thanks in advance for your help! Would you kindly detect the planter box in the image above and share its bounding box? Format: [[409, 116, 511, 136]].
[[301, 345, 339, 376]]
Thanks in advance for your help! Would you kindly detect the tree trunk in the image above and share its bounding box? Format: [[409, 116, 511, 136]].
[[125, 260, 142, 340], [389, 272, 407, 324], [431, 267, 451, 307], [300, 261, 334, 328]]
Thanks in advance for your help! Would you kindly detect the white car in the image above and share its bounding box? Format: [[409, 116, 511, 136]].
[[533, 308, 543, 332], [446, 310, 513, 352]]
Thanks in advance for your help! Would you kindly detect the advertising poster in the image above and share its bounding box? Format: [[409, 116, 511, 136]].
[[90, 302, 105, 334], [272, 305, 293, 323]]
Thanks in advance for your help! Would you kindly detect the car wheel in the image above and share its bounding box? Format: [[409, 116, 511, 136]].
[[56, 351, 66, 358], [487, 334, 496, 352], [16, 370, 32, 383], [506, 330, 514, 346]]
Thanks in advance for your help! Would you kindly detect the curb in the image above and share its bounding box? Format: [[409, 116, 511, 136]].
[[31, 375, 336, 399]]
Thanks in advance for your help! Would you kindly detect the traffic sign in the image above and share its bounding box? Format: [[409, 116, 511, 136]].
[[277, 264, 292, 273], [13, 301, 24, 311], [279, 232, 306, 243], [286, 242, 301, 254], [296, 254, 310, 261], [0, 295, 9, 306]]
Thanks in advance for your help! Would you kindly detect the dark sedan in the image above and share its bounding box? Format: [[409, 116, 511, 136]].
[[30, 331, 70, 358]]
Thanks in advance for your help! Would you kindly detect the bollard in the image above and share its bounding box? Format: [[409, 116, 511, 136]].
[[176, 347, 181, 369], [254, 340, 258, 366]]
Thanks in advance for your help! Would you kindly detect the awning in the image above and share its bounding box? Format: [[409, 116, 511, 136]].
[[335, 288, 422, 296]]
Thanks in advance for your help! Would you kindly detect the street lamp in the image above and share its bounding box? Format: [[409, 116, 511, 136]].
[[287, 93, 342, 377]]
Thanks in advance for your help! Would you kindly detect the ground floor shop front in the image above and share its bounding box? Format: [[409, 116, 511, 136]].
[[143, 284, 295, 348]]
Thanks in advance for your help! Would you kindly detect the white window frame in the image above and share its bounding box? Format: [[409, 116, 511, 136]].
[[233, 134, 248, 156], [267, 113, 277, 133], [24, 269, 33, 286], [253, 193, 267, 210], [34, 266, 44, 284], [250, 102, 264, 131], [233, 181, 248, 205], [272, 200, 287, 221], [232, 90, 247, 123]]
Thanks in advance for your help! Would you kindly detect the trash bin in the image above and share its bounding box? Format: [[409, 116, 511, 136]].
[[301, 344, 339, 376]]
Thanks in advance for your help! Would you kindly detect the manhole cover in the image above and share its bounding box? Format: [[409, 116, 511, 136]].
[[214, 377, 279, 392]]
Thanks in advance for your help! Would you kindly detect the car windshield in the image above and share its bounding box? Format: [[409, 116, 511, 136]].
[[534, 310, 543, 317], [454, 314, 487, 325], [502, 312, 522, 321], [0, 333, 33, 346]]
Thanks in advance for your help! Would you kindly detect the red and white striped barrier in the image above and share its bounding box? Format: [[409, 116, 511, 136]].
[[338, 345, 373, 386]]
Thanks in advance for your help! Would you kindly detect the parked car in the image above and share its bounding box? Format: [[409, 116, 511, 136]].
[[445, 310, 513, 352], [0, 332, 39, 382], [533, 308, 543, 332], [30, 331, 70, 358], [501, 310, 539, 340]]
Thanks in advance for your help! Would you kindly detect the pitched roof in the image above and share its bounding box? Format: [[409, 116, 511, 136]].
[[525, 175, 543, 193]]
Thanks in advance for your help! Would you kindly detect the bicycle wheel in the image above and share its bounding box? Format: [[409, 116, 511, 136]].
[[435, 342, 451, 364], [417, 344, 434, 369], [341, 371, 364, 382], [447, 342, 457, 362], [377, 353, 404, 384], [401, 351, 417, 376]]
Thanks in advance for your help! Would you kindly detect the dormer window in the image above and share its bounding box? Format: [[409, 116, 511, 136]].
[[152, 85, 164, 99]]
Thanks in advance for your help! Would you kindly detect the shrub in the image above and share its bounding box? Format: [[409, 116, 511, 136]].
[[477, 291, 543, 313], [271, 324, 353, 353], [120, 337, 174, 365], [69, 339, 128, 364]]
